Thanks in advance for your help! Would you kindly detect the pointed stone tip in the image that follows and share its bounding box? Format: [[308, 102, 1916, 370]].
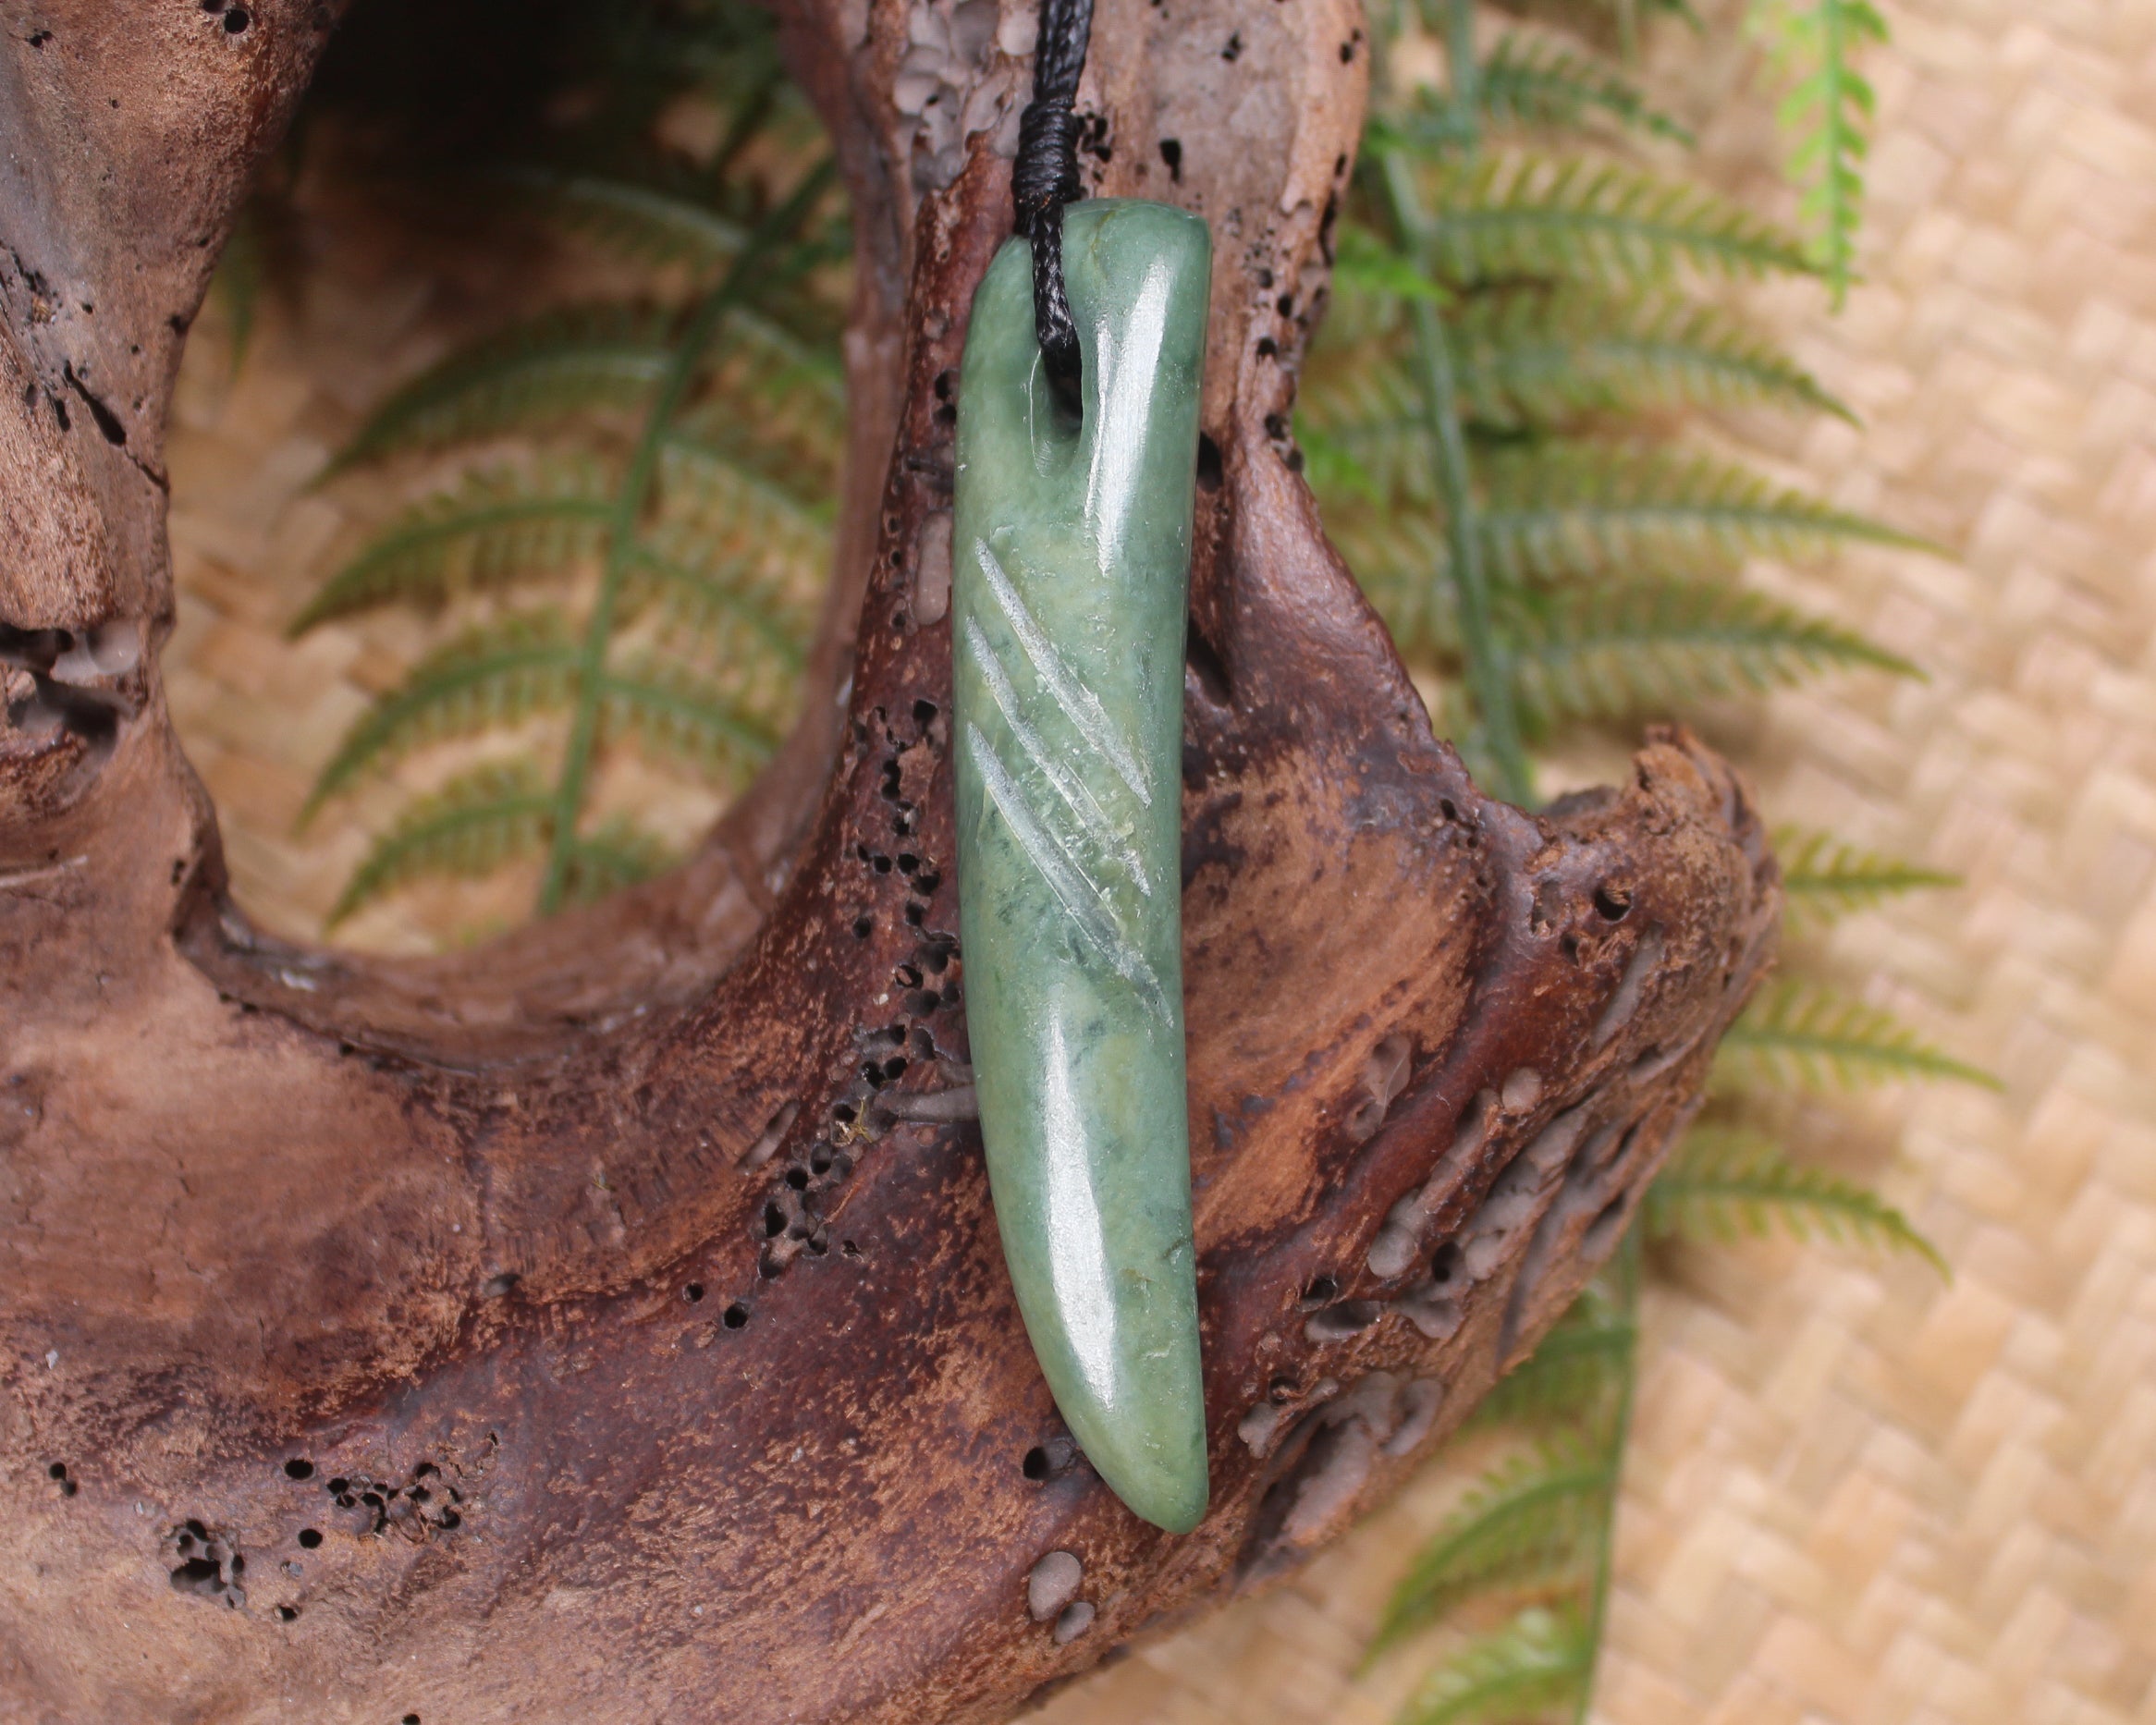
[[1090, 1447, 1209, 1535], [1143, 1479, 1209, 1537]]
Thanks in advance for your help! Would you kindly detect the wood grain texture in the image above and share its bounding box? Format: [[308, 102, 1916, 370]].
[[0, 1, 1778, 1719]]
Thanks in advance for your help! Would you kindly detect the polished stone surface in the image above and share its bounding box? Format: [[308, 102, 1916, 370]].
[[952, 200, 1211, 1534]]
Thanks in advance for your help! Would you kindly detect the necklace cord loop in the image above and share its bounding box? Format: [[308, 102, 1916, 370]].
[[1011, 0, 1096, 407]]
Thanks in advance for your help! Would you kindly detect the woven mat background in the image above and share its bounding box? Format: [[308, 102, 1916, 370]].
[[158, 0, 2156, 1718]]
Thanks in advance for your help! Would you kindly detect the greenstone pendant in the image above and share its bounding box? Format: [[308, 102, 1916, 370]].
[[952, 199, 1212, 1534]]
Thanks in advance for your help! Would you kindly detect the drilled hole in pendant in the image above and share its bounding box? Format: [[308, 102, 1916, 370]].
[[1025, 351, 1083, 476]]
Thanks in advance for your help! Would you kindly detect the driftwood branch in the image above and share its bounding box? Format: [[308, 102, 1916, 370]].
[[0, 1, 1778, 1720]]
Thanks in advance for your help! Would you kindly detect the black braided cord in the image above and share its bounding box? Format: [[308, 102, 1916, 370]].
[[1011, 0, 1096, 406]]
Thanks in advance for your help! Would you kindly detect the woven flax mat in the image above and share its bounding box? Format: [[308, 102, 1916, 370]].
[[160, 0, 2156, 1719]]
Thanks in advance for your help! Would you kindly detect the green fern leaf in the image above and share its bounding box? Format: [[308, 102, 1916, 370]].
[[1416, 152, 1813, 288], [332, 305, 677, 468], [303, 612, 581, 817], [1330, 447, 1931, 655], [1372, 1443, 1611, 1658], [624, 535, 812, 671], [328, 761, 554, 927], [1476, 443, 1930, 585], [1476, 32, 1694, 142], [498, 165, 750, 272], [1472, 1288, 1635, 1430], [1775, 824, 1959, 926], [1322, 505, 1454, 654], [1503, 581, 1917, 731], [656, 433, 834, 577], [1395, 1604, 1593, 1725], [1334, 226, 1455, 305], [1455, 288, 1854, 427], [1646, 1126, 1947, 1272], [1295, 424, 1386, 508], [1715, 980, 2001, 1093], [562, 814, 677, 904], [598, 657, 781, 781], [292, 460, 616, 633], [1751, 0, 1888, 305], [1300, 293, 1849, 497], [1296, 333, 1426, 500], [666, 416, 839, 520], [704, 302, 850, 397]]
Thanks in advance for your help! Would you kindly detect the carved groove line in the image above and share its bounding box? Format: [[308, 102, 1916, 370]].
[[964, 612, 1153, 897], [974, 539, 1152, 806], [963, 720, 1172, 1025]]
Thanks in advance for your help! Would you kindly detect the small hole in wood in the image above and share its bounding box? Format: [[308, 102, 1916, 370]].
[[1195, 433, 1223, 492]]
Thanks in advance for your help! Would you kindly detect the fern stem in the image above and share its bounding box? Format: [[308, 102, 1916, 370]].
[[708, 71, 780, 190], [1380, 152, 1535, 805], [1573, 1226, 1640, 1725], [1817, 0, 1856, 307], [1444, 0, 1479, 155], [539, 160, 836, 913]]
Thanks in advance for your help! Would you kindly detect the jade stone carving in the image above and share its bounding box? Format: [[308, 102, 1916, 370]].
[[952, 200, 1212, 1534]]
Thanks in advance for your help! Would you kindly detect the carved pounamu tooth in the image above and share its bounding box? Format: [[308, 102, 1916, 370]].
[[951, 201, 1212, 1535]]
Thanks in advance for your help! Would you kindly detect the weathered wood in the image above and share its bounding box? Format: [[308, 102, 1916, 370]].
[[0, 2, 1779, 1721]]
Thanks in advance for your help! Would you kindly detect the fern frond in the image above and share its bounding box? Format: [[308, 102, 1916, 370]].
[[1372, 1443, 1611, 1658], [562, 814, 676, 904], [1476, 443, 1930, 584], [1302, 293, 1849, 495], [706, 303, 850, 398], [303, 613, 581, 816], [498, 165, 749, 272], [1473, 1288, 1635, 1429], [1751, 0, 1888, 305], [1297, 334, 1426, 500], [1331, 447, 1929, 652], [624, 536, 813, 672], [1476, 32, 1694, 143], [1322, 506, 1454, 654], [1715, 980, 2001, 1093], [1395, 1604, 1592, 1725], [598, 657, 781, 780], [1416, 152, 1813, 288], [1646, 1126, 1946, 1271], [327, 762, 553, 927], [656, 434, 834, 576], [1455, 288, 1853, 426], [293, 460, 616, 633], [332, 306, 678, 469], [1334, 226, 1455, 306], [1504, 581, 1916, 731], [672, 347, 843, 503], [1775, 824, 1959, 926], [1297, 423, 1390, 507]]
